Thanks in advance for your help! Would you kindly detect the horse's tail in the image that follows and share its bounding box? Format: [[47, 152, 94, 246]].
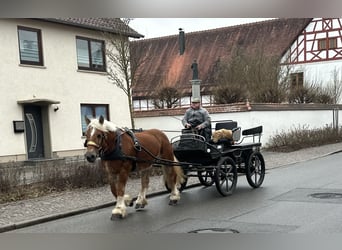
[[173, 157, 186, 185], [162, 156, 186, 190]]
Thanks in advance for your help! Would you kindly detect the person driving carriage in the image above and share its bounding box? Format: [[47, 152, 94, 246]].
[[181, 97, 212, 141]]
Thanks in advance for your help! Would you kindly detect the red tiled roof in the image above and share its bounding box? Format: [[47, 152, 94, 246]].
[[130, 18, 312, 98]]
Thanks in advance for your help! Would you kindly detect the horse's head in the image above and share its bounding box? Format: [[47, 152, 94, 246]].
[[84, 115, 117, 163]]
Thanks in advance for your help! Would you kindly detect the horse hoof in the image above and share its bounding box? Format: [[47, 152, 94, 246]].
[[168, 200, 178, 206], [135, 203, 145, 210], [111, 213, 124, 220], [128, 200, 134, 207]]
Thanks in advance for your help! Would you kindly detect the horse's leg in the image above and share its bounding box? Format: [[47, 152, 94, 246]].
[[111, 169, 130, 219], [104, 163, 118, 199], [135, 167, 151, 209], [163, 165, 184, 206]]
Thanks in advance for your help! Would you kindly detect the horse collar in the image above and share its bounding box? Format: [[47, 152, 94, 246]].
[[100, 130, 124, 161]]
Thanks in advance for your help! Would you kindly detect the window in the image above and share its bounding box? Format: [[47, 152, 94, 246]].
[[329, 38, 337, 49], [290, 72, 304, 88], [318, 38, 337, 50], [18, 26, 43, 65], [76, 36, 106, 72], [80, 104, 109, 135]]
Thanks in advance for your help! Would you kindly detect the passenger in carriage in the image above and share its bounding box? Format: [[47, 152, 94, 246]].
[[182, 97, 212, 141]]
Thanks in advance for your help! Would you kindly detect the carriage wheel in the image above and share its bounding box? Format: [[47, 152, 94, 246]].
[[214, 157, 237, 196], [246, 151, 265, 188], [198, 170, 215, 186]]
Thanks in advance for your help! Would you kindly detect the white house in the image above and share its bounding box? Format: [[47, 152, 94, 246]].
[[0, 18, 143, 163]]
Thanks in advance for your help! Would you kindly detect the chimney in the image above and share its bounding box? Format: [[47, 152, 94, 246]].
[[179, 28, 185, 55]]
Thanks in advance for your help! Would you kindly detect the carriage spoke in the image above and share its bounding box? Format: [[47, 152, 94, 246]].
[[198, 170, 214, 186]]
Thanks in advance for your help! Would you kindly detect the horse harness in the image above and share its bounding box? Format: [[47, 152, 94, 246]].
[[85, 128, 173, 170]]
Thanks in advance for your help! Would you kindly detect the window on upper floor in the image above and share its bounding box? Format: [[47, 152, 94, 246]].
[[318, 37, 337, 50], [17, 26, 44, 66], [76, 36, 106, 72], [80, 104, 109, 135]]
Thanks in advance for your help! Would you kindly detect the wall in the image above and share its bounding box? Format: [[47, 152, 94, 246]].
[[134, 103, 342, 146], [289, 61, 342, 103], [0, 156, 102, 190]]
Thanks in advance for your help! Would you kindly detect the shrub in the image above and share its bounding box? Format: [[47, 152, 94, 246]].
[[265, 124, 342, 152]]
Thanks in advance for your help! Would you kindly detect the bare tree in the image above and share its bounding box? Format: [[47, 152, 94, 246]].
[[104, 18, 144, 129], [151, 86, 182, 109], [213, 48, 248, 104], [213, 47, 289, 104], [244, 48, 288, 103], [288, 81, 321, 103], [330, 67, 342, 104]]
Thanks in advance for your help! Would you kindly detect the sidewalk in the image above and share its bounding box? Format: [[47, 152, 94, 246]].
[[1, 142, 341, 232]]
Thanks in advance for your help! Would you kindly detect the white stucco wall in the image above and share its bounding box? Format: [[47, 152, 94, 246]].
[[134, 109, 342, 147], [289, 61, 342, 103], [0, 19, 131, 161]]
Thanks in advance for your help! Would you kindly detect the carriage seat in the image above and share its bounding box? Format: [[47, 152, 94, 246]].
[[210, 121, 241, 146]]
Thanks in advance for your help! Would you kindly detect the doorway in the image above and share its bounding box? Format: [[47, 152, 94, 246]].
[[24, 105, 45, 159]]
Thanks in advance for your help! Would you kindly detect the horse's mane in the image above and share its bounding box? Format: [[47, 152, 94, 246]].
[[88, 118, 118, 132]]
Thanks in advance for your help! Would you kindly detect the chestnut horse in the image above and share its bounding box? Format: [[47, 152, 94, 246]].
[[84, 115, 185, 219]]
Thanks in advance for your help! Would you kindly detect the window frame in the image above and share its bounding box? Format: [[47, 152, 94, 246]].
[[290, 72, 304, 88], [318, 37, 337, 50], [76, 36, 106, 72], [329, 37, 337, 49], [80, 104, 109, 135], [17, 26, 44, 66]]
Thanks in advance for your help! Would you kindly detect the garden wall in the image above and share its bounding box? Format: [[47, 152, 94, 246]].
[[134, 103, 342, 146]]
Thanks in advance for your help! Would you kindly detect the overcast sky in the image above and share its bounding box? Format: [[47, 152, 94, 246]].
[[129, 18, 275, 39]]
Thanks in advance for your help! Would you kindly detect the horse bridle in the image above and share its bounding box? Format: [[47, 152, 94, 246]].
[[84, 131, 106, 156]]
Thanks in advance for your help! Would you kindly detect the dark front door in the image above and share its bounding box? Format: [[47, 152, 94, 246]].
[[24, 105, 45, 159]]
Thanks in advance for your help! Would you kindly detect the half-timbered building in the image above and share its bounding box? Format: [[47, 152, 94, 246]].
[[283, 18, 342, 102]]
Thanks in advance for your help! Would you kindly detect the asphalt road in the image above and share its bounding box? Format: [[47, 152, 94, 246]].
[[10, 152, 342, 233]]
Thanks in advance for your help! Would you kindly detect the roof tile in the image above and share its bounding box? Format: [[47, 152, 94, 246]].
[[131, 18, 312, 98], [41, 18, 143, 38]]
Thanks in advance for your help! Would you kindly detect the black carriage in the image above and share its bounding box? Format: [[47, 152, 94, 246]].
[[171, 121, 265, 196]]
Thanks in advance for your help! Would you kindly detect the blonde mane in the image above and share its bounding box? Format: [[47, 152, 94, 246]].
[[88, 118, 118, 132]]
